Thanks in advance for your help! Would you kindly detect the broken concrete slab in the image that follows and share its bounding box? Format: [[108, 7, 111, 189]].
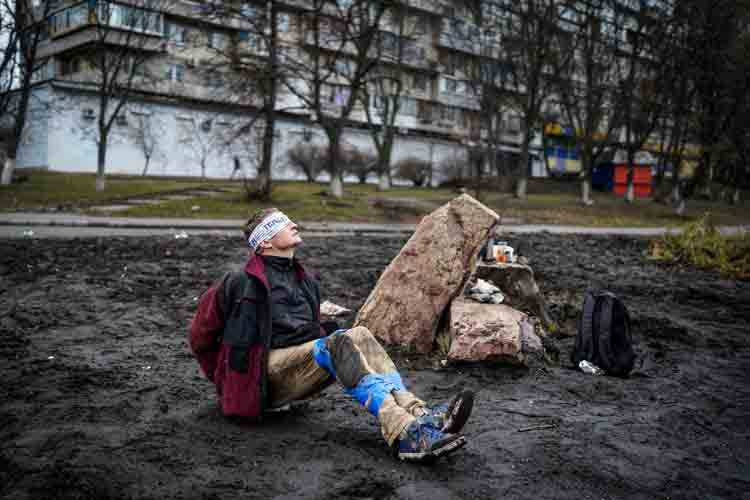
[[447, 298, 543, 365], [354, 194, 499, 353]]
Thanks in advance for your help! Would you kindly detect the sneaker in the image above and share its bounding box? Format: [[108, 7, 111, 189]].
[[395, 418, 467, 462], [424, 390, 475, 434]]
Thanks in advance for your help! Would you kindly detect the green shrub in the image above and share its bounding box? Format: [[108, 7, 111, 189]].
[[649, 214, 750, 279]]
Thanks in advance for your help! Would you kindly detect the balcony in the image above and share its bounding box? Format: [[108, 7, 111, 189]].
[[38, 1, 165, 58], [403, 0, 443, 14], [438, 31, 481, 55], [303, 29, 354, 55], [438, 18, 482, 56]]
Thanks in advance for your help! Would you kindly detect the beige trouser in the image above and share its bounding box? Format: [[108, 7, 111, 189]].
[[267, 326, 427, 446]]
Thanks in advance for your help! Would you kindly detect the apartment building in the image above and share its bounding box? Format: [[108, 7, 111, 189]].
[[17, 0, 538, 181]]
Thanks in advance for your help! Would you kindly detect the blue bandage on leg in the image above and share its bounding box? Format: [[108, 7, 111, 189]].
[[311, 328, 349, 377], [312, 336, 337, 378], [312, 330, 409, 418], [346, 372, 407, 417]]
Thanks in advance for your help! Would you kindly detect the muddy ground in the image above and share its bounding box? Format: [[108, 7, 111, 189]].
[[0, 232, 748, 500]]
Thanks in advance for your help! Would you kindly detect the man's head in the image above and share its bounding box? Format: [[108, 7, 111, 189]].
[[243, 208, 302, 257]]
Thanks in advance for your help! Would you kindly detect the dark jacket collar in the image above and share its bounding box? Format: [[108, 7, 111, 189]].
[[244, 253, 307, 289]]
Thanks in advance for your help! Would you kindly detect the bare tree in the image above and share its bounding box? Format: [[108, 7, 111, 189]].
[[65, 0, 173, 191], [422, 3, 486, 197], [283, 0, 389, 198], [497, 0, 566, 199], [0, 0, 18, 121], [177, 112, 227, 178], [554, 0, 626, 205], [198, 1, 290, 200], [129, 108, 165, 176], [0, 0, 52, 186], [611, 0, 672, 203], [651, 2, 695, 208], [341, 142, 377, 184], [721, 4, 750, 204], [359, 0, 428, 191], [394, 156, 430, 186], [683, 0, 747, 201], [287, 141, 327, 182]]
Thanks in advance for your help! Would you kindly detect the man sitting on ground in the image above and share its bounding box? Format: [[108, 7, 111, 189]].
[[189, 208, 474, 462]]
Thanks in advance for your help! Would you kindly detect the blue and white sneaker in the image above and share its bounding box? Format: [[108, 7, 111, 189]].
[[395, 418, 466, 462], [423, 390, 475, 434]]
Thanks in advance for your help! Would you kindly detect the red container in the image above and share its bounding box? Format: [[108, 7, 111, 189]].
[[633, 167, 652, 184], [614, 164, 628, 184], [613, 164, 652, 198], [634, 184, 652, 197]]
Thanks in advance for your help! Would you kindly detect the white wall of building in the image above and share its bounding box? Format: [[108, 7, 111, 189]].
[[17, 85, 474, 185], [15, 87, 51, 169]]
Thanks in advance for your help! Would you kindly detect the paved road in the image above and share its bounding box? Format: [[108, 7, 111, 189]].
[[0, 212, 747, 239]]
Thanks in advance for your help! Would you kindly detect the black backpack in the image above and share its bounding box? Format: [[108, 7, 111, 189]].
[[571, 290, 636, 377]]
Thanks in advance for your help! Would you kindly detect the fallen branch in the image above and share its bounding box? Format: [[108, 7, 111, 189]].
[[518, 424, 557, 433]]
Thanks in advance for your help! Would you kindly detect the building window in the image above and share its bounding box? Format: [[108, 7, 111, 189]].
[[417, 101, 435, 122], [412, 14, 427, 36], [205, 72, 223, 88], [49, 2, 90, 36], [167, 64, 185, 82], [379, 31, 399, 57], [165, 21, 187, 45], [441, 105, 456, 123], [412, 73, 428, 93], [241, 4, 260, 18], [399, 97, 417, 117], [208, 31, 226, 50], [440, 77, 457, 93], [327, 85, 351, 106], [60, 56, 85, 76], [335, 59, 351, 77], [97, 2, 163, 35], [278, 13, 291, 32]]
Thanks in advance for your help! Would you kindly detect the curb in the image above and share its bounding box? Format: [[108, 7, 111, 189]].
[[1, 213, 748, 237]]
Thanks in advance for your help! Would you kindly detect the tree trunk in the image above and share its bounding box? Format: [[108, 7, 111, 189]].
[[581, 178, 593, 206], [515, 177, 528, 200], [675, 198, 685, 216], [378, 168, 390, 191], [625, 148, 635, 204], [330, 174, 343, 198], [257, 116, 275, 200], [96, 137, 107, 192], [376, 136, 393, 191], [580, 146, 593, 206], [653, 154, 667, 203], [515, 130, 531, 199], [326, 129, 343, 198], [256, 4, 279, 201], [732, 187, 741, 205], [671, 183, 681, 204], [1, 157, 15, 186]]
